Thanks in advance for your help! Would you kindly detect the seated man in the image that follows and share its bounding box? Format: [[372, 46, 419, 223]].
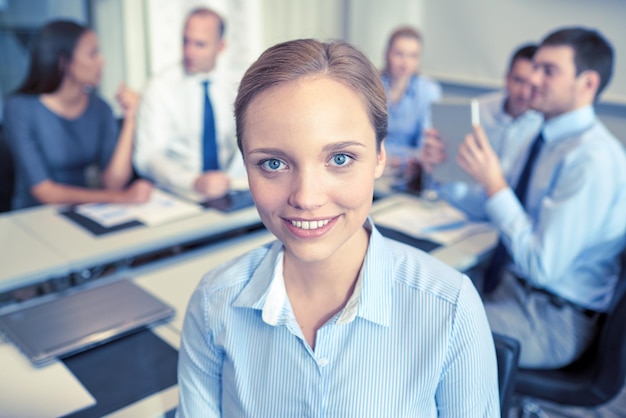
[[422, 43, 543, 219], [456, 27, 626, 369], [134, 7, 245, 200]]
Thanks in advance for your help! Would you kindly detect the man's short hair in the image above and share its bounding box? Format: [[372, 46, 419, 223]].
[[508, 43, 538, 72], [541, 27, 614, 99], [187, 7, 225, 39]]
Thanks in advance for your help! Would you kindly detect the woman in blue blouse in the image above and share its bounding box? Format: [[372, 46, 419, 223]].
[[4, 20, 152, 209], [381, 26, 442, 178]]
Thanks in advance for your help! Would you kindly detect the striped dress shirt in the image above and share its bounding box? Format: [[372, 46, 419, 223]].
[[177, 220, 499, 417]]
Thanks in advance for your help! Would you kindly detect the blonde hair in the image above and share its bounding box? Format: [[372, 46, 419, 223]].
[[383, 26, 423, 75], [235, 39, 387, 152]]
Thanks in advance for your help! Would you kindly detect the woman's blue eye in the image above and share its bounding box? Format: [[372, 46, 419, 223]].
[[331, 153, 351, 166], [261, 159, 285, 171]]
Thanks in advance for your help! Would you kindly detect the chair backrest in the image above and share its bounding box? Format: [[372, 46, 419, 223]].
[[590, 244, 626, 401], [493, 332, 520, 417], [0, 124, 15, 212]]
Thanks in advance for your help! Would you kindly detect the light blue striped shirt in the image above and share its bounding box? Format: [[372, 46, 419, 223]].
[[488, 105, 626, 311], [439, 91, 543, 220], [177, 220, 499, 417]]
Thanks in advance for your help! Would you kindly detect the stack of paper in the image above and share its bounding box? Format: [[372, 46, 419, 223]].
[[74, 189, 203, 228], [373, 199, 491, 245]]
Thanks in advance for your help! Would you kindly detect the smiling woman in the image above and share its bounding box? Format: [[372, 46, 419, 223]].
[[176, 38, 500, 418]]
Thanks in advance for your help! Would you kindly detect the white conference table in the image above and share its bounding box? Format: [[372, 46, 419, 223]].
[[2, 198, 261, 294], [0, 215, 71, 294], [1, 193, 498, 418], [370, 193, 499, 272]]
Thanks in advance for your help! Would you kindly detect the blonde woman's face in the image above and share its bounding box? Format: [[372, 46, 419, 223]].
[[242, 76, 386, 266]]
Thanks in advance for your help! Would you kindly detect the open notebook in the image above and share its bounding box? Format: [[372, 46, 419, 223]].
[[0, 279, 175, 367]]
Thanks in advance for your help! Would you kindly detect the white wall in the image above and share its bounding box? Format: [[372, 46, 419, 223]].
[[92, 0, 626, 143], [412, 0, 626, 105]]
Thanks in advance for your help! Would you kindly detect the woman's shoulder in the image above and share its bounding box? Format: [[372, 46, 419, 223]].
[[415, 74, 441, 94], [4, 94, 44, 122], [5, 94, 39, 110], [196, 241, 277, 295]]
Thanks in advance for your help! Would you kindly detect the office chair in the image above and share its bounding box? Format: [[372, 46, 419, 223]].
[[0, 124, 15, 212], [513, 247, 626, 416], [493, 332, 521, 417]]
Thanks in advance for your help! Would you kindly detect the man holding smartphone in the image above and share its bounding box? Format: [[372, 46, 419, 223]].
[[457, 27, 626, 369]]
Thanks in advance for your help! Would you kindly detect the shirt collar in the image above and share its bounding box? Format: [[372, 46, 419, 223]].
[[495, 93, 514, 124], [542, 105, 595, 144], [381, 74, 420, 98], [231, 218, 394, 328]]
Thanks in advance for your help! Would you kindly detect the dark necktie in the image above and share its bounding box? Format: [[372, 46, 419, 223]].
[[482, 132, 545, 293], [202, 80, 219, 171]]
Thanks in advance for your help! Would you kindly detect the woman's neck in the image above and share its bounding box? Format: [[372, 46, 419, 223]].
[[40, 80, 89, 119], [284, 226, 369, 307], [388, 74, 412, 104]]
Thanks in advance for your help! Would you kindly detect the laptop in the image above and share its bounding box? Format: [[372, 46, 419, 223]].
[[0, 279, 175, 367]]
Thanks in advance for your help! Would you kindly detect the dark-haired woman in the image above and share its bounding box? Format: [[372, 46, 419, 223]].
[[3, 20, 152, 210]]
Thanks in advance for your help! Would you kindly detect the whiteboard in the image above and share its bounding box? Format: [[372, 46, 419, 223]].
[[417, 0, 626, 105]]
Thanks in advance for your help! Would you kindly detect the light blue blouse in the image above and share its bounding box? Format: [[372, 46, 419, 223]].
[[177, 220, 499, 417], [381, 73, 442, 150]]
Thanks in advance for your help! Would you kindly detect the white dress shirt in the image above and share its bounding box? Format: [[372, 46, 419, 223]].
[[134, 64, 246, 192]]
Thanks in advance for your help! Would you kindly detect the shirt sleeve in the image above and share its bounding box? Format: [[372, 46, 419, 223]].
[[485, 142, 616, 287], [177, 284, 223, 418], [134, 77, 198, 191], [436, 277, 500, 417], [3, 96, 51, 188], [95, 97, 120, 170]]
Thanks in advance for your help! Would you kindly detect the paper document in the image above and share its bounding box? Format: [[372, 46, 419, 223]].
[[74, 189, 203, 227], [373, 200, 490, 245]]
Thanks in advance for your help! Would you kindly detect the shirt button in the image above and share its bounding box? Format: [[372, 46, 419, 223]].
[[318, 358, 329, 367]]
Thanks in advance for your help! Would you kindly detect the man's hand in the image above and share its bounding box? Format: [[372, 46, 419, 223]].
[[456, 125, 508, 197], [417, 128, 447, 173], [193, 172, 231, 199]]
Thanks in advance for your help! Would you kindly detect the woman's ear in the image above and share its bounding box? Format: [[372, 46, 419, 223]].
[[374, 141, 387, 179], [58, 56, 68, 75]]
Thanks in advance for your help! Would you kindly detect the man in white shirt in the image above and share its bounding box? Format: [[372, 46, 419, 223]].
[[134, 7, 243, 200]]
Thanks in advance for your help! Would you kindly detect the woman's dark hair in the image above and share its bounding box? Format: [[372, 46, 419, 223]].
[[235, 39, 388, 153], [17, 20, 90, 95]]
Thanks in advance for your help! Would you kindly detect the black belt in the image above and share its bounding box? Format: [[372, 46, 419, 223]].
[[515, 276, 602, 319]]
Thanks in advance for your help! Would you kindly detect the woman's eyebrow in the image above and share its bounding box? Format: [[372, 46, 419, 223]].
[[246, 147, 289, 157], [322, 141, 367, 152]]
